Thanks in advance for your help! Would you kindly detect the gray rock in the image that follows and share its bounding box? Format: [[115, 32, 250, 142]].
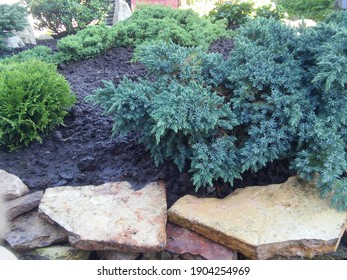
[[112, 0, 132, 24], [5, 211, 68, 252], [0, 170, 29, 201], [39, 181, 167, 252], [13, 16, 36, 45], [5, 191, 44, 220], [5, 35, 25, 49]]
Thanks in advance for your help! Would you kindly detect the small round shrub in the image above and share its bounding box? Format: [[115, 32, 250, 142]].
[[0, 60, 76, 151]]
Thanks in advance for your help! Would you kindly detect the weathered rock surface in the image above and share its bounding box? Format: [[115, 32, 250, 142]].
[[5, 211, 68, 252], [168, 176, 347, 259], [20, 245, 90, 260], [0, 169, 29, 200], [97, 250, 140, 260], [39, 181, 167, 252], [0, 246, 17, 260], [166, 222, 237, 260], [5, 35, 25, 49], [5, 191, 43, 220], [14, 16, 36, 45], [113, 0, 132, 23]]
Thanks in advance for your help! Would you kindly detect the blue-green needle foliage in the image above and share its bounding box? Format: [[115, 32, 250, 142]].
[[89, 17, 347, 210]]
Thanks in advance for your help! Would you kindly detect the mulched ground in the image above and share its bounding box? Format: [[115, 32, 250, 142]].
[[0, 38, 294, 207]]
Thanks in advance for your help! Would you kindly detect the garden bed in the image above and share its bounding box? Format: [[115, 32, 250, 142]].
[[0, 38, 294, 208]]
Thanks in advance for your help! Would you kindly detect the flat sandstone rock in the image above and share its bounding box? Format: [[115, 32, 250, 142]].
[[39, 182, 167, 252], [168, 176, 347, 259]]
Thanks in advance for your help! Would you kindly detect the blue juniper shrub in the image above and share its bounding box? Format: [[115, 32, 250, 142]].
[[88, 17, 347, 210]]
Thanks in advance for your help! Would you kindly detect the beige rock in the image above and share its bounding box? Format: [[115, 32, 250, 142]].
[[5, 211, 68, 252], [39, 182, 167, 252], [168, 176, 347, 259], [36, 34, 54, 41], [0, 170, 29, 200], [5, 191, 43, 220]]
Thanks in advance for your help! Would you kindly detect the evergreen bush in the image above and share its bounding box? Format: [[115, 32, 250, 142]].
[[0, 45, 60, 64], [112, 5, 231, 50], [0, 60, 76, 151], [0, 3, 27, 50], [89, 18, 347, 209], [27, 0, 110, 36], [57, 24, 115, 61]]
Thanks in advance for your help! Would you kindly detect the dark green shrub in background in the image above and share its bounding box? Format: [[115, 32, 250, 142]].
[[0, 60, 76, 151], [209, 1, 286, 28], [0, 3, 27, 50], [274, 0, 335, 21], [112, 5, 231, 50], [89, 17, 347, 210], [209, 0, 254, 27], [27, 0, 110, 36], [57, 24, 115, 61]]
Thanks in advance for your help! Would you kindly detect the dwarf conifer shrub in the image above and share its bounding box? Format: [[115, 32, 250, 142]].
[[57, 24, 115, 61], [0, 3, 27, 50], [112, 5, 231, 50], [89, 18, 347, 210], [0, 46, 60, 64], [87, 42, 240, 188], [0, 60, 76, 151]]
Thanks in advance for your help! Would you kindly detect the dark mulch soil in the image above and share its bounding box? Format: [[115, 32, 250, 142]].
[[0, 39, 294, 207]]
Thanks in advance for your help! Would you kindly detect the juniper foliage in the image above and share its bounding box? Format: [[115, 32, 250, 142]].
[[89, 18, 347, 209]]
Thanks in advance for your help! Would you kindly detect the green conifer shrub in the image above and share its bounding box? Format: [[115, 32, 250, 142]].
[[57, 24, 115, 61], [0, 3, 27, 50], [0, 46, 60, 64], [0, 60, 76, 151], [88, 18, 347, 210], [112, 5, 231, 50], [27, 0, 110, 36]]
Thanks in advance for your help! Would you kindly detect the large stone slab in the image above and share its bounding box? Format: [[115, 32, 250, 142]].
[[5, 191, 43, 220], [166, 222, 237, 260], [39, 181, 167, 252], [5, 211, 68, 252], [168, 176, 347, 259], [0, 170, 29, 200]]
